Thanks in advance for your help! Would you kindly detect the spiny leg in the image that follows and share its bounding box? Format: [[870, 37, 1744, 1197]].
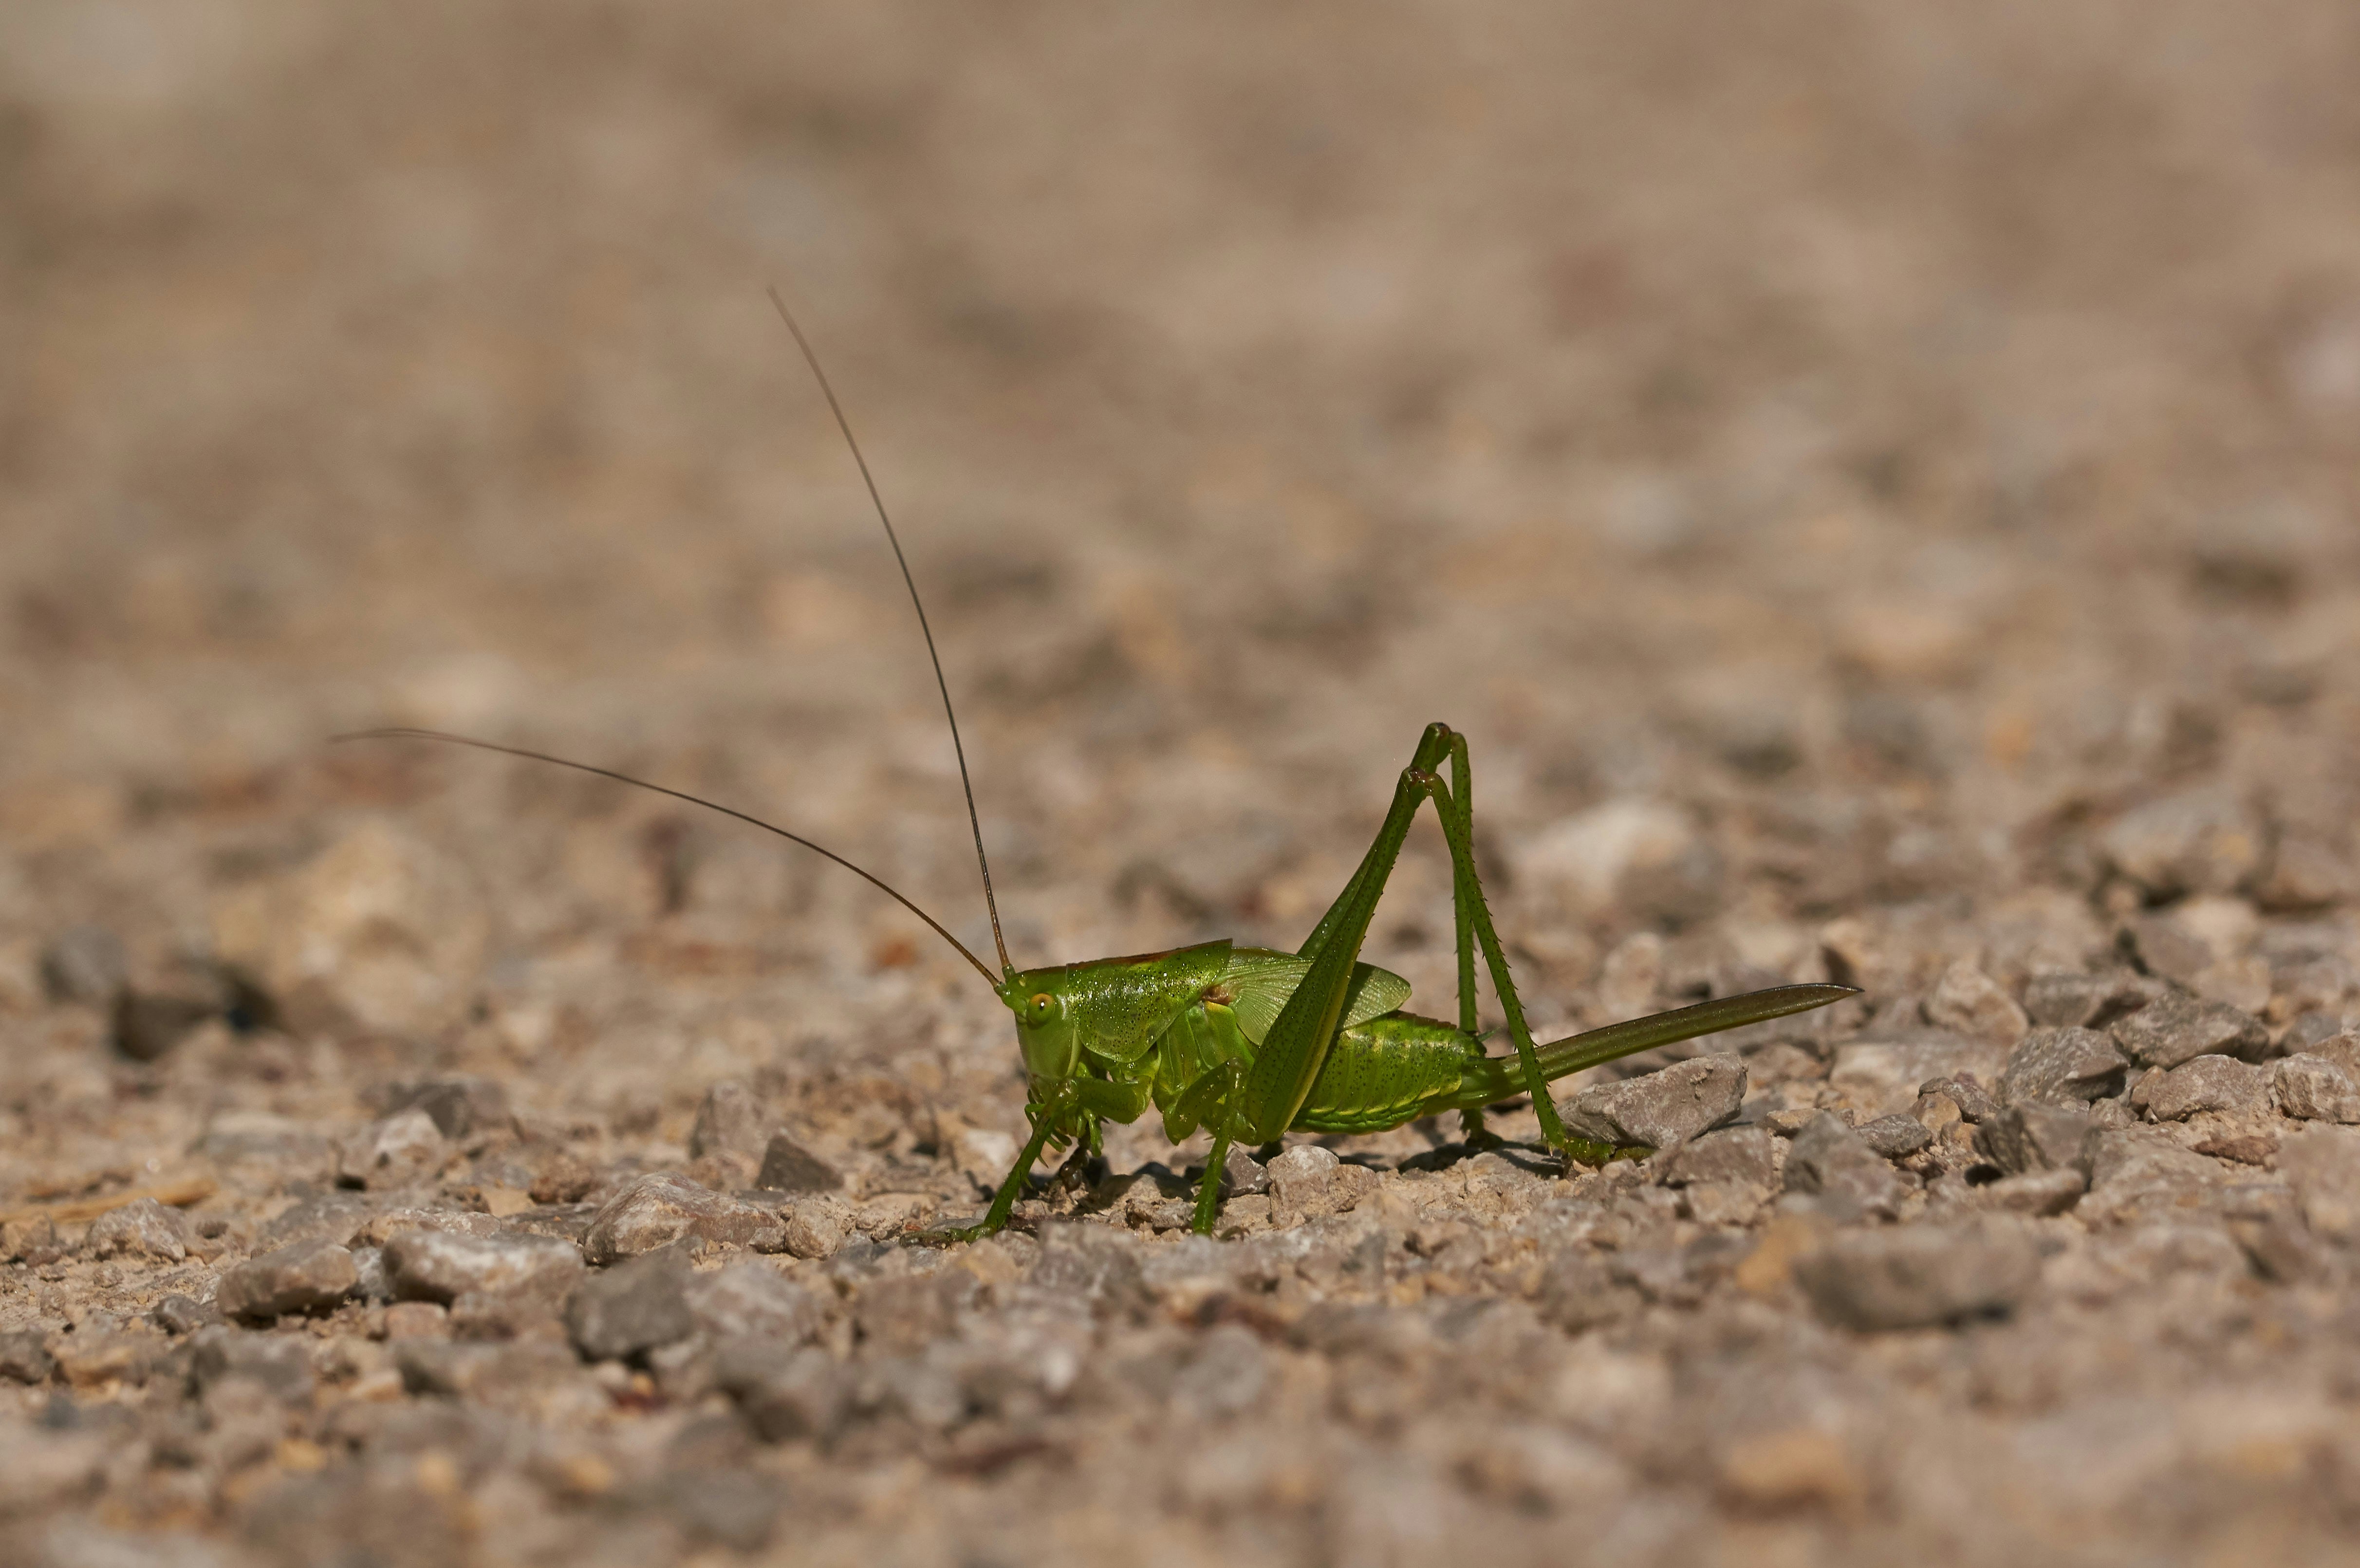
[[913, 1091, 1066, 1244], [1244, 739, 1455, 1145], [1293, 723, 1617, 1166], [1441, 733, 1498, 1147], [1296, 724, 1455, 968], [1421, 729, 1621, 1165], [1192, 1124, 1237, 1235]]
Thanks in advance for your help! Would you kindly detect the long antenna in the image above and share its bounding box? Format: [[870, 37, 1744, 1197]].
[[766, 285, 1012, 978], [333, 727, 1001, 987]]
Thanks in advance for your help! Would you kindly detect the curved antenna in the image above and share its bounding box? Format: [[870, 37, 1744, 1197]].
[[333, 727, 1002, 988], [765, 285, 1013, 979]]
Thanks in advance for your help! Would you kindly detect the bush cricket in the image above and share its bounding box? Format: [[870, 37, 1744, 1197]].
[[344, 291, 1852, 1239]]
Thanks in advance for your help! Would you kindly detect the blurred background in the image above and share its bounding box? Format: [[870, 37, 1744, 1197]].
[[2, 0, 2358, 1112]]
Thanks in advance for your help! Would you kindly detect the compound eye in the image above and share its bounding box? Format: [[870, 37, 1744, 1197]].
[[1030, 993, 1055, 1016]]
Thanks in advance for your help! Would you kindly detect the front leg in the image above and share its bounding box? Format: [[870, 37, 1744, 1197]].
[[913, 1084, 1079, 1245], [1164, 1056, 1250, 1234]]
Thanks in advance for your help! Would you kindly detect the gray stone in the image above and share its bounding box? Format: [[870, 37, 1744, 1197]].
[[1856, 1114, 1933, 1159], [1566, 1053, 1747, 1147], [2284, 1013, 2354, 1056], [384, 1227, 583, 1305], [112, 987, 222, 1062], [2256, 833, 2360, 912], [1536, 1253, 1645, 1333], [1919, 1074, 2001, 1122], [351, 1208, 499, 1248], [207, 817, 490, 1037], [392, 1337, 579, 1405], [1975, 1168, 2087, 1216], [1924, 960, 2029, 1046], [1221, 1142, 1268, 1196], [1174, 1323, 1269, 1420], [1, 1215, 59, 1265], [1976, 1103, 2098, 1177], [379, 1076, 510, 1140], [2312, 1029, 2360, 1073], [684, 1263, 824, 1345], [713, 1337, 854, 1443], [1830, 1036, 2008, 1118], [854, 1270, 979, 1353], [662, 1468, 781, 1552], [2107, 991, 2269, 1069], [777, 1196, 854, 1260], [1266, 1145, 1380, 1226], [2278, 1126, 2360, 1240], [2144, 1054, 2269, 1121], [349, 1245, 392, 1303], [0, 1418, 106, 1517], [189, 1327, 315, 1402], [151, 1295, 216, 1336], [1655, 1125, 1778, 1189], [1028, 1220, 1151, 1320], [214, 1240, 358, 1322], [2118, 916, 2214, 989], [83, 1198, 189, 1263], [2023, 972, 2106, 1029], [2023, 968, 2165, 1030], [259, 1193, 377, 1251], [51, 1329, 163, 1390], [566, 1248, 697, 1361], [2076, 1129, 2229, 1227], [0, 1330, 54, 1384], [2099, 787, 2264, 898], [689, 1081, 766, 1161], [2274, 1054, 2360, 1123], [2230, 1212, 2338, 1284], [1794, 1223, 2042, 1330], [582, 1174, 787, 1264], [40, 924, 126, 1004], [334, 1109, 447, 1190], [1999, 1027, 2129, 1107], [753, 1133, 841, 1194], [1782, 1113, 1907, 1219]]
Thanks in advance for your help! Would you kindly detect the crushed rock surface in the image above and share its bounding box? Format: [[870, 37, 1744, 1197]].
[[7, 3, 2360, 1565]]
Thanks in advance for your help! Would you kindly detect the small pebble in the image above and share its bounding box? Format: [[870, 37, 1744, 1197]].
[[1999, 1028, 2129, 1107], [1794, 1223, 2041, 1330], [566, 1248, 698, 1362], [0, 1330, 56, 1384], [1782, 1113, 1907, 1219], [1855, 1114, 1934, 1159], [1976, 1103, 2099, 1177], [2143, 1054, 2269, 1121], [1565, 1054, 1748, 1147], [754, 1133, 842, 1194], [689, 1081, 767, 1161], [214, 1240, 359, 1323], [582, 1174, 788, 1263], [39, 925, 127, 1005], [2107, 992, 2269, 1070], [82, 1198, 189, 1263], [384, 1227, 584, 1305]]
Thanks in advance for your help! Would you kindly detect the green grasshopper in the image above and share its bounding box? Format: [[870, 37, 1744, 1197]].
[[348, 293, 1852, 1240]]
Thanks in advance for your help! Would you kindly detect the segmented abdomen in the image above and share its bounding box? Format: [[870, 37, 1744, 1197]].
[[1291, 1014, 1483, 1134]]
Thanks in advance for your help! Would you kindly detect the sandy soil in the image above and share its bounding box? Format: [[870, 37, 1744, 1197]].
[[5, 3, 2360, 1564]]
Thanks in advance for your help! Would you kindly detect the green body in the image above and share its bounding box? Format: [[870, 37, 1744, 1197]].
[[943, 722, 1851, 1240]]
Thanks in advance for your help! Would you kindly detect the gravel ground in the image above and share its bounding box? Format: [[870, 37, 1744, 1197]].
[[6, 4, 2360, 1565]]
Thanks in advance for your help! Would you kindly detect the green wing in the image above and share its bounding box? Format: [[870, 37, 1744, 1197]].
[[1224, 946, 1412, 1045]]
